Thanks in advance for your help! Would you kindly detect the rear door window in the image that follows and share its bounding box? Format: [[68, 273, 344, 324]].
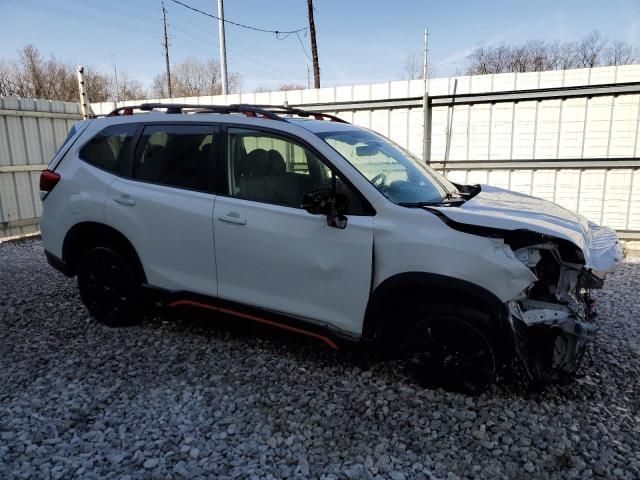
[[79, 124, 137, 172], [132, 124, 215, 191]]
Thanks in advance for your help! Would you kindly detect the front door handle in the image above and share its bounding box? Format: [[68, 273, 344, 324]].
[[217, 212, 247, 225], [113, 195, 135, 206]]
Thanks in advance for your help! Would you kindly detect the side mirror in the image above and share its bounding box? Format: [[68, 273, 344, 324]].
[[301, 189, 349, 229]]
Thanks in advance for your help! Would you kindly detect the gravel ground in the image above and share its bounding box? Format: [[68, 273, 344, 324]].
[[1, 238, 639, 480]]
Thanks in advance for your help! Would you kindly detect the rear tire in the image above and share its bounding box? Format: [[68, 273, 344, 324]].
[[404, 304, 497, 395], [77, 246, 143, 327]]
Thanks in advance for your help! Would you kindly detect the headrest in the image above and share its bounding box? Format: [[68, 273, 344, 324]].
[[245, 148, 269, 175], [267, 150, 286, 175]]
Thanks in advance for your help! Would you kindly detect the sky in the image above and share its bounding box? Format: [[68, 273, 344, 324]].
[[1, 0, 639, 93]]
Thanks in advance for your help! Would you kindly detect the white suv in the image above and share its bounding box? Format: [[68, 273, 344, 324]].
[[40, 103, 621, 393]]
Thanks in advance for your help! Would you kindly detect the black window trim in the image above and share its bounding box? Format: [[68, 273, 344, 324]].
[[122, 121, 221, 196], [217, 122, 376, 216]]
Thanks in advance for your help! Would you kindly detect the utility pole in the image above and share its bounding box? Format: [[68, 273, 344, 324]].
[[423, 29, 429, 82], [111, 55, 119, 103], [217, 0, 228, 95], [307, 0, 320, 88], [76, 66, 91, 119], [162, 1, 172, 98], [307, 65, 311, 89], [422, 28, 430, 163]]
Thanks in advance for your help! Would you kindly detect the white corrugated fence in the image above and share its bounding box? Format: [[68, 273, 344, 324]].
[[0, 97, 81, 239]]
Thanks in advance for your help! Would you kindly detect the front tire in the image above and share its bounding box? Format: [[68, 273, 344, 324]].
[[77, 246, 143, 327], [404, 305, 497, 395]]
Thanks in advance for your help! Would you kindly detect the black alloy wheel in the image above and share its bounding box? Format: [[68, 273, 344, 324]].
[[77, 246, 142, 327], [405, 307, 497, 395]]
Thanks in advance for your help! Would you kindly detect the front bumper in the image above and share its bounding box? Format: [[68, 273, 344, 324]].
[[507, 299, 598, 383]]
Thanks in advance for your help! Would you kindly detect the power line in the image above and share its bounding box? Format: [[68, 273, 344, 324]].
[[164, 20, 306, 81], [167, 0, 307, 35], [170, 7, 308, 70], [295, 31, 313, 63]]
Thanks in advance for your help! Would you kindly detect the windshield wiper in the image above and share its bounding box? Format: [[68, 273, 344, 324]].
[[398, 193, 466, 208]]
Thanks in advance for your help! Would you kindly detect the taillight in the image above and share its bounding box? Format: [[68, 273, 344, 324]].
[[40, 170, 61, 193]]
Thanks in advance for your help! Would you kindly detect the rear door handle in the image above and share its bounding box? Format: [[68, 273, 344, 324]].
[[113, 195, 135, 206], [217, 212, 247, 225]]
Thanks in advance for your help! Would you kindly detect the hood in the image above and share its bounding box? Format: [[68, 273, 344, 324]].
[[432, 184, 622, 271]]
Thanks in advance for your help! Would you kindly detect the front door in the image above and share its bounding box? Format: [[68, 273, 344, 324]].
[[212, 127, 374, 335]]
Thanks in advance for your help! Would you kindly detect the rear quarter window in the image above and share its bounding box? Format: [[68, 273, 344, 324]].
[[79, 124, 137, 172]]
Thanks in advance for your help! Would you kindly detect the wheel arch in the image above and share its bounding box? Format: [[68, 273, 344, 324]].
[[362, 271, 507, 344], [62, 221, 146, 281]]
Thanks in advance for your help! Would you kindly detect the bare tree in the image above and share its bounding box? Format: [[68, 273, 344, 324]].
[[0, 59, 19, 97], [466, 45, 490, 75], [555, 42, 580, 70], [575, 31, 607, 68], [83, 69, 112, 103], [402, 53, 422, 80], [0, 44, 138, 102], [115, 72, 147, 101], [604, 40, 639, 66], [465, 31, 638, 75], [151, 57, 241, 98], [467, 44, 514, 74], [279, 84, 306, 91], [401, 52, 435, 80]]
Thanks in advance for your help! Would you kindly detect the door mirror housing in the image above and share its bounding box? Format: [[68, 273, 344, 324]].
[[301, 188, 349, 229]]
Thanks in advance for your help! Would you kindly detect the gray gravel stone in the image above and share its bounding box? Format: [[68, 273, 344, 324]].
[[1, 238, 639, 479], [143, 458, 159, 469]]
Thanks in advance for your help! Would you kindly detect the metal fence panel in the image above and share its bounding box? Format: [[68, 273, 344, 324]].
[[0, 97, 81, 239]]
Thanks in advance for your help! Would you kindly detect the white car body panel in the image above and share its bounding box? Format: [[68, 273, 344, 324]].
[[370, 199, 537, 302], [105, 177, 218, 296], [40, 140, 117, 258], [213, 196, 374, 335], [432, 184, 622, 271]]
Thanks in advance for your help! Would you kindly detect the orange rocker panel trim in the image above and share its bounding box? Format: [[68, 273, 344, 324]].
[[167, 299, 340, 350]]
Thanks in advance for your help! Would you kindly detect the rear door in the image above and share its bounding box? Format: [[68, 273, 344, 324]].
[[212, 126, 374, 335], [105, 123, 219, 296]]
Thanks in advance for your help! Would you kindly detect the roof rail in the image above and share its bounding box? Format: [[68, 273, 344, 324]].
[[107, 103, 284, 121], [234, 104, 349, 124], [105, 102, 349, 124]]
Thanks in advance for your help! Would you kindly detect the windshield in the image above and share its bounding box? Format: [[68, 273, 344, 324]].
[[317, 129, 458, 205]]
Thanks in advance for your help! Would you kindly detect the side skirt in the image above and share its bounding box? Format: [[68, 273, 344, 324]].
[[140, 285, 354, 350]]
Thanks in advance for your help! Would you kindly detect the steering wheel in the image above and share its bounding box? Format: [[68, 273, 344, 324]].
[[370, 173, 387, 187]]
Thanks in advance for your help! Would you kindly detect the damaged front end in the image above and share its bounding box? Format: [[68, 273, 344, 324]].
[[506, 240, 611, 383], [425, 183, 623, 383]]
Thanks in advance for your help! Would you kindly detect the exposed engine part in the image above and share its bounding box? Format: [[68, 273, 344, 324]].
[[508, 241, 602, 383], [514, 247, 542, 267]]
